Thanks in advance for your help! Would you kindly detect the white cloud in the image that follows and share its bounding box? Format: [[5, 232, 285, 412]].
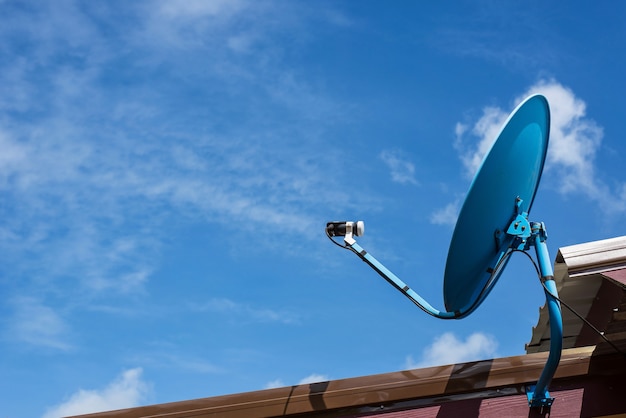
[[405, 332, 497, 369], [429, 198, 462, 226], [453, 79, 626, 213], [520, 80, 608, 200], [454, 107, 508, 178], [298, 373, 329, 385], [42, 368, 149, 418], [380, 149, 419, 185]]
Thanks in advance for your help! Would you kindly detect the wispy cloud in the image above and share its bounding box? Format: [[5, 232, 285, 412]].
[[430, 5, 559, 71], [138, 0, 255, 55], [405, 332, 497, 369], [380, 149, 419, 185], [7, 297, 72, 351], [132, 350, 222, 375], [156, 0, 246, 19], [42, 368, 149, 418], [0, 0, 366, 305], [192, 297, 300, 325]]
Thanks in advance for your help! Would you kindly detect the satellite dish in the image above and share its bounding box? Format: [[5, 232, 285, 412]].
[[443, 94, 550, 314], [326, 94, 563, 408]]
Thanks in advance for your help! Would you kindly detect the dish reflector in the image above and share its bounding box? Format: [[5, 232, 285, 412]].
[[443, 95, 550, 313]]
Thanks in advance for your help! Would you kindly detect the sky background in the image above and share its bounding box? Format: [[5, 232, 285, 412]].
[[1, 1, 625, 416]]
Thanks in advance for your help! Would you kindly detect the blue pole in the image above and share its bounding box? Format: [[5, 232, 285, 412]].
[[527, 225, 562, 407]]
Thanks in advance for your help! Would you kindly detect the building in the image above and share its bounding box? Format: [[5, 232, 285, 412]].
[[72, 236, 626, 418]]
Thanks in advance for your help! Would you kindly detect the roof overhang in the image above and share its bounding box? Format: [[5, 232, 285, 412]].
[[526, 236, 626, 353]]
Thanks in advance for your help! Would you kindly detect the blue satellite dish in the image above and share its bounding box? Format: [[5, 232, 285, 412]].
[[443, 94, 550, 314], [326, 93, 561, 408]]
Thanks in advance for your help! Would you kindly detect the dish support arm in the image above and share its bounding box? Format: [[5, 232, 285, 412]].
[[345, 238, 456, 319]]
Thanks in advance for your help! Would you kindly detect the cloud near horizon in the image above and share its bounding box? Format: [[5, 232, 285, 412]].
[[406, 332, 497, 369], [264, 373, 329, 389], [42, 368, 149, 418]]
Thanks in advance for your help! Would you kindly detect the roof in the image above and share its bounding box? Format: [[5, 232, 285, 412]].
[[71, 236, 626, 418], [70, 346, 626, 418]]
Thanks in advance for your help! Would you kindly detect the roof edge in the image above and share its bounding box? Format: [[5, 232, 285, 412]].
[[556, 235, 626, 277], [70, 346, 596, 418]]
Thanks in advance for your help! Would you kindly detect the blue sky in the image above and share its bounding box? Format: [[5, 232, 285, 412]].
[[1, 1, 625, 416]]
